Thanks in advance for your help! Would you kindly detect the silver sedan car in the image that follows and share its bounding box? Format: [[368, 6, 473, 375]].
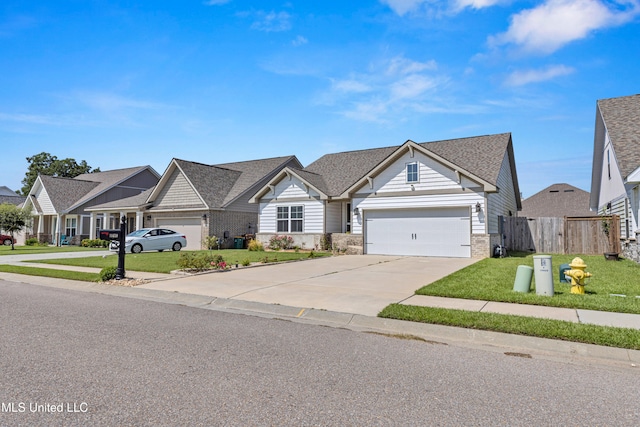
[[110, 228, 187, 253]]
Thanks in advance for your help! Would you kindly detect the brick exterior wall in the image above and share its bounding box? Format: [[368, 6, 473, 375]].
[[145, 210, 257, 249], [207, 210, 256, 249]]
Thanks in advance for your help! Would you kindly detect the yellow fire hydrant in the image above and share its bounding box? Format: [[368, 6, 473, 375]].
[[564, 257, 592, 294]]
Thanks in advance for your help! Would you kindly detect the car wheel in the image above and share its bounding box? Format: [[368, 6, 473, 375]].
[[131, 243, 143, 254], [172, 242, 182, 251], [3, 239, 11, 246]]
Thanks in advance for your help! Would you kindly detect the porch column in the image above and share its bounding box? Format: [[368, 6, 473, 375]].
[[103, 212, 111, 229], [55, 214, 62, 246], [89, 213, 97, 239], [136, 211, 143, 231]]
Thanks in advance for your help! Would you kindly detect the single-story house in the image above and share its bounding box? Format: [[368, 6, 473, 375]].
[[0, 186, 28, 245], [0, 186, 26, 206], [23, 166, 160, 245], [590, 94, 640, 262], [520, 183, 593, 218], [251, 133, 521, 258], [88, 156, 302, 249]]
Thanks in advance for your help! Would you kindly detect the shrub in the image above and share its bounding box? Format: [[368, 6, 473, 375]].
[[177, 252, 224, 271], [82, 239, 109, 248], [268, 235, 294, 251], [241, 258, 251, 267], [100, 266, 118, 282], [25, 237, 39, 246], [203, 235, 218, 250], [247, 239, 264, 252]]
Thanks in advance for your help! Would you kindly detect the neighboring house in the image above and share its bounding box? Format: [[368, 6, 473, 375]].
[[590, 94, 640, 262], [520, 183, 593, 218], [251, 133, 521, 258], [0, 186, 26, 206], [0, 186, 28, 245], [91, 156, 302, 249], [23, 166, 160, 245]]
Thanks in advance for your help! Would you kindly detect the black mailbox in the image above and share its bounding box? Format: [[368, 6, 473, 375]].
[[99, 229, 121, 241]]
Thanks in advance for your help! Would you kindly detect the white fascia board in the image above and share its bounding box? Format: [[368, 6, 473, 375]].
[[249, 167, 329, 203]]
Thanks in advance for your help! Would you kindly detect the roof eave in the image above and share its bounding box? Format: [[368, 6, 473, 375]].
[[339, 140, 497, 198]]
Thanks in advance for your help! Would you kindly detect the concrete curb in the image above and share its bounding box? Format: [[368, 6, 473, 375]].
[[1, 271, 638, 370]]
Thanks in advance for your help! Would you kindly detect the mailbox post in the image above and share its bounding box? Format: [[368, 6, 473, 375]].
[[115, 216, 126, 280]]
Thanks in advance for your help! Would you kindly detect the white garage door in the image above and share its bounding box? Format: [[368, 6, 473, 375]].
[[365, 208, 471, 257], [156, 218, 201, 250]]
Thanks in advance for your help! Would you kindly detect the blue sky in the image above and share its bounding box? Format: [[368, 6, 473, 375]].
[[1, 0, 639, 198]]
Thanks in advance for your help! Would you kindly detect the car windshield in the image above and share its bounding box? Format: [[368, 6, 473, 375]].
[[127, 229, 149, 237]]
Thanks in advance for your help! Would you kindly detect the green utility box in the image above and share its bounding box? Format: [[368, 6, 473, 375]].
[[233, 237, 245, 249], [559, 263, 571, 283]]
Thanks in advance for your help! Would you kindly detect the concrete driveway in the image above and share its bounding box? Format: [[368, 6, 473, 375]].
[[139, 255, 477, 316]]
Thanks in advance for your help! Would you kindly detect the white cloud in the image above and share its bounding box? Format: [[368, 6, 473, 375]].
[[249, 11, 292, 32], [504, 65, 575, 86], [453, 0, 506, 11], [332, 79, 372, 93], [318, 55, 446, 122], [490, 0, 640, 54], [386, 56, 437, 76], [379, 0, 429, 16], [292, 35, 308, 46], [390, 74, 439, 99], [203, 0, 230, 5]]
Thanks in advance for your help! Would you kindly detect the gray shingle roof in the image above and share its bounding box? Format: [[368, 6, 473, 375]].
[[71, 166, 155, 208], [303, 133, 515, 197], [171, 156, 301, 208], [520, 183, 593, 217], [419, 133, 512, 186], [305, 146, 398, 196], [173, 159, 242, 208], [0, 186, 26, 206], [87, 187, 155, 211], [39, 175, 100, 212], [215, 156, 302, 205], [597, 94, 640, 179]]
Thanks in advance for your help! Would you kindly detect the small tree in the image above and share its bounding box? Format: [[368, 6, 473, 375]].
[[0, 203, 32, 250]]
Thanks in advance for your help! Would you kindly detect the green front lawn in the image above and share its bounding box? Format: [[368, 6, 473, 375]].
[[26, 249, 330, 274], [379, 253, 640, 349], [0, 245, 108, 255], [415, 253, 640, 314], [0, 264, 101, 282]]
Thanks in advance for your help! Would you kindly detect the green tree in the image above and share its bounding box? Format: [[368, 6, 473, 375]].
[[0, 203, 32, 250], [19, 152, 100, 196]]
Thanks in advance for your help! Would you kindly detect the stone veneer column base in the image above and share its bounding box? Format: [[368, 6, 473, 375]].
[[471, 234, 491, 259]]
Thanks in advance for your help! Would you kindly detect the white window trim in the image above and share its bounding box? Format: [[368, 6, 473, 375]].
[[406, 162, 419, 184], [276, 205, 304, 233]]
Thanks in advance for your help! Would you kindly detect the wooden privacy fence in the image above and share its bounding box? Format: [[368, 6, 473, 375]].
[[503, 216, 620, 255]]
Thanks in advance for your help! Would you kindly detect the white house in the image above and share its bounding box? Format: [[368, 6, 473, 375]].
[[251, 133, 521, 258], [590, 94, 640, 262]]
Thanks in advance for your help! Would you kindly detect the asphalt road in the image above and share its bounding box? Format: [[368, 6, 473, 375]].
[[1, 280, 639, 426]]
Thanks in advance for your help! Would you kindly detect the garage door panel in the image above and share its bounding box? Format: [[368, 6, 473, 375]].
[[365, 208, 470, 257], [156, 218, 201, 250]]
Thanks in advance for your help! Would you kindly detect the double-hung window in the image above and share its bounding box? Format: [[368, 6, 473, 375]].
[[406, 162, 419, 183], [65, 217, 77, 237], [277, 206, 304, 232]]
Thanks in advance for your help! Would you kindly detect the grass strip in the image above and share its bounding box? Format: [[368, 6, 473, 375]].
[[0, 264, 100, 282], [379, 304, 640, 350], [0, 246, 107, 256], [26, 250, 330, 274]]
